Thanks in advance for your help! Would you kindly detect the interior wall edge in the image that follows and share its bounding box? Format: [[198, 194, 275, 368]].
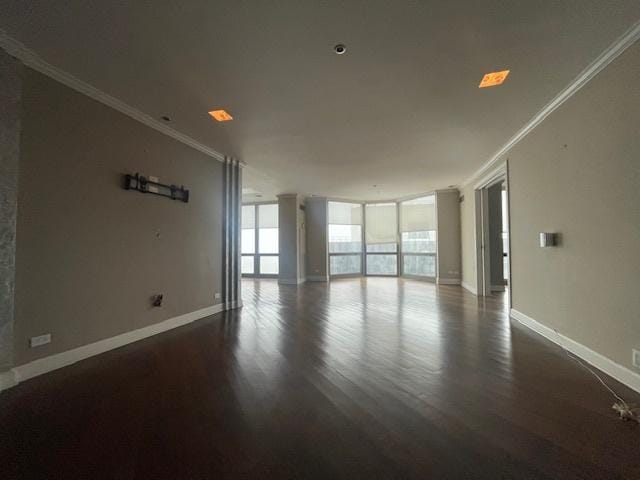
[[460, 19, 640, 190], [0, 302, 237, 394], [461, 281, 478, 295], [0, 29, 232, 165], [510, 308, 640, 394]]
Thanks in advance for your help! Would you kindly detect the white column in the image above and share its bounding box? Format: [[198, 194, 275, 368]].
[[277, 194, 305, 285], [304, 197, 328, 282]]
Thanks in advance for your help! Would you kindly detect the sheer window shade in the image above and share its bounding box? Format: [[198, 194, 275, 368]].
[[365, 203, 397, 245], [400, 195, 436, 232], [242, 205, 255, 229], [258, 204, 278, 228], [328, 202, 362, 225]]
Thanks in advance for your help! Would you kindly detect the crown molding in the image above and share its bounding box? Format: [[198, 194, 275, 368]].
[[462, 19, 640, 188], [304, 196, 328, 202], [276, 193, 300, 199], [0, 29, 230, 164]]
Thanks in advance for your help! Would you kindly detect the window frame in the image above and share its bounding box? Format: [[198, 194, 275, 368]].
[[328, 202, 364, 278], [241, 202, 279, 278], [400, 248, 437, 280], [363, 202, 399, 277], [398, 195, 437, 282], [325, 195, 439, 282]]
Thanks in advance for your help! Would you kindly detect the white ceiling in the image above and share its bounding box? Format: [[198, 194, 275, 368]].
[[2, 1, 639, 200]]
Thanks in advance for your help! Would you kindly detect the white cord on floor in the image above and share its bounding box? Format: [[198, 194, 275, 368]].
[[552, 328, 638, 423]]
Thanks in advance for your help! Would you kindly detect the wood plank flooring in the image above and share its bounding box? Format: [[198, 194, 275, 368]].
[[1, 278, 639, 479]]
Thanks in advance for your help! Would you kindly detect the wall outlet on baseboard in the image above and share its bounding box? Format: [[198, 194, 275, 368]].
[[30, 333, 51, 348], [633, 349, 640, 369], [214, 292, 221, 300]]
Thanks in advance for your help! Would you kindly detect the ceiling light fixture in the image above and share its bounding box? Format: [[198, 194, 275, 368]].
[[478, 70, 510, 88], [208, 110, 233, 122], [334, 44, 346, 55]]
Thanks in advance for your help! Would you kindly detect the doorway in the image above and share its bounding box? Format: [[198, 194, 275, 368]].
[[474, 164, 511, 301]]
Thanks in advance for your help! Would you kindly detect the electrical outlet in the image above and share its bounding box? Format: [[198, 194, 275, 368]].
[[214, 292, 221, 300], [30, 333, 51, 348], [633, 349, 640, 368]]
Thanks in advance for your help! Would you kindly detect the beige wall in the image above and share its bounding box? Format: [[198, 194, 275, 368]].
[[461, 42, 640, 373], [435, 190, 461, 282], [14, 69, 225, 365]]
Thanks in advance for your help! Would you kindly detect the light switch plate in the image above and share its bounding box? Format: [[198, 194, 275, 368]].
[[30, 333, 51, 348], [214, 292, 221, 300], [632, 349, 640, 368]]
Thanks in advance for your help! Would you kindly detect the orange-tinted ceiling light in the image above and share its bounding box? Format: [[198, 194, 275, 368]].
[[208, 109, 233, 121], [478, 70, 510, 88]]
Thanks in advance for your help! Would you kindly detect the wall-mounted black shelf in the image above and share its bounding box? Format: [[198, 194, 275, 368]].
[[124, 173, 189, 203]]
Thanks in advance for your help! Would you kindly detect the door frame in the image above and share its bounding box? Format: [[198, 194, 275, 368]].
[[473, 162, 511, 306]]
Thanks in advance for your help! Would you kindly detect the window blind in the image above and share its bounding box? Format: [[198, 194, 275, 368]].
[[328, 202, 362, 225], [365, 203, 397, 245], [258, 204, 278, 228], [400, 195, 436, 232], [242, 205, 255, 229]]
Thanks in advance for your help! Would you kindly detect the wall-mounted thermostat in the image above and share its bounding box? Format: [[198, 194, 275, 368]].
[[539, 232, 557, 247]]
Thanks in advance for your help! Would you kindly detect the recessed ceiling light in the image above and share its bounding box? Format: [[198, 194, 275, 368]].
[[334, 44, 346, 55], [208, 109, 233, 122], [478, 70, 510, 88]]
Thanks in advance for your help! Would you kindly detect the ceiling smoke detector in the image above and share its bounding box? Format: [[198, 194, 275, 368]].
[[334, 44, 346, 55]]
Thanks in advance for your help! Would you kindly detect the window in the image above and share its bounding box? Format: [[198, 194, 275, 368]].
[[328, 202, 363, 276], [365, 203, 398, 275], [241, 205, 255, 275], [400, 195, 437, 279], [241, 203, 279, 276]]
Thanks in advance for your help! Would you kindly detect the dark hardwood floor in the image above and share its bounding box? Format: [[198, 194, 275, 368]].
[[1, 278, 639, 479]]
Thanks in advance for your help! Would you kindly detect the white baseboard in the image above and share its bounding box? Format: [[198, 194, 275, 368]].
[[1, 302, 233, 393], [306, 275, 328, 282], [510, 308, 640, 394], [0, 369, 17, 391], [461, 281, 478, 295], [437, 278, 461, 285], [278, 278, 306, 285], [491, 284, 506, 292]]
